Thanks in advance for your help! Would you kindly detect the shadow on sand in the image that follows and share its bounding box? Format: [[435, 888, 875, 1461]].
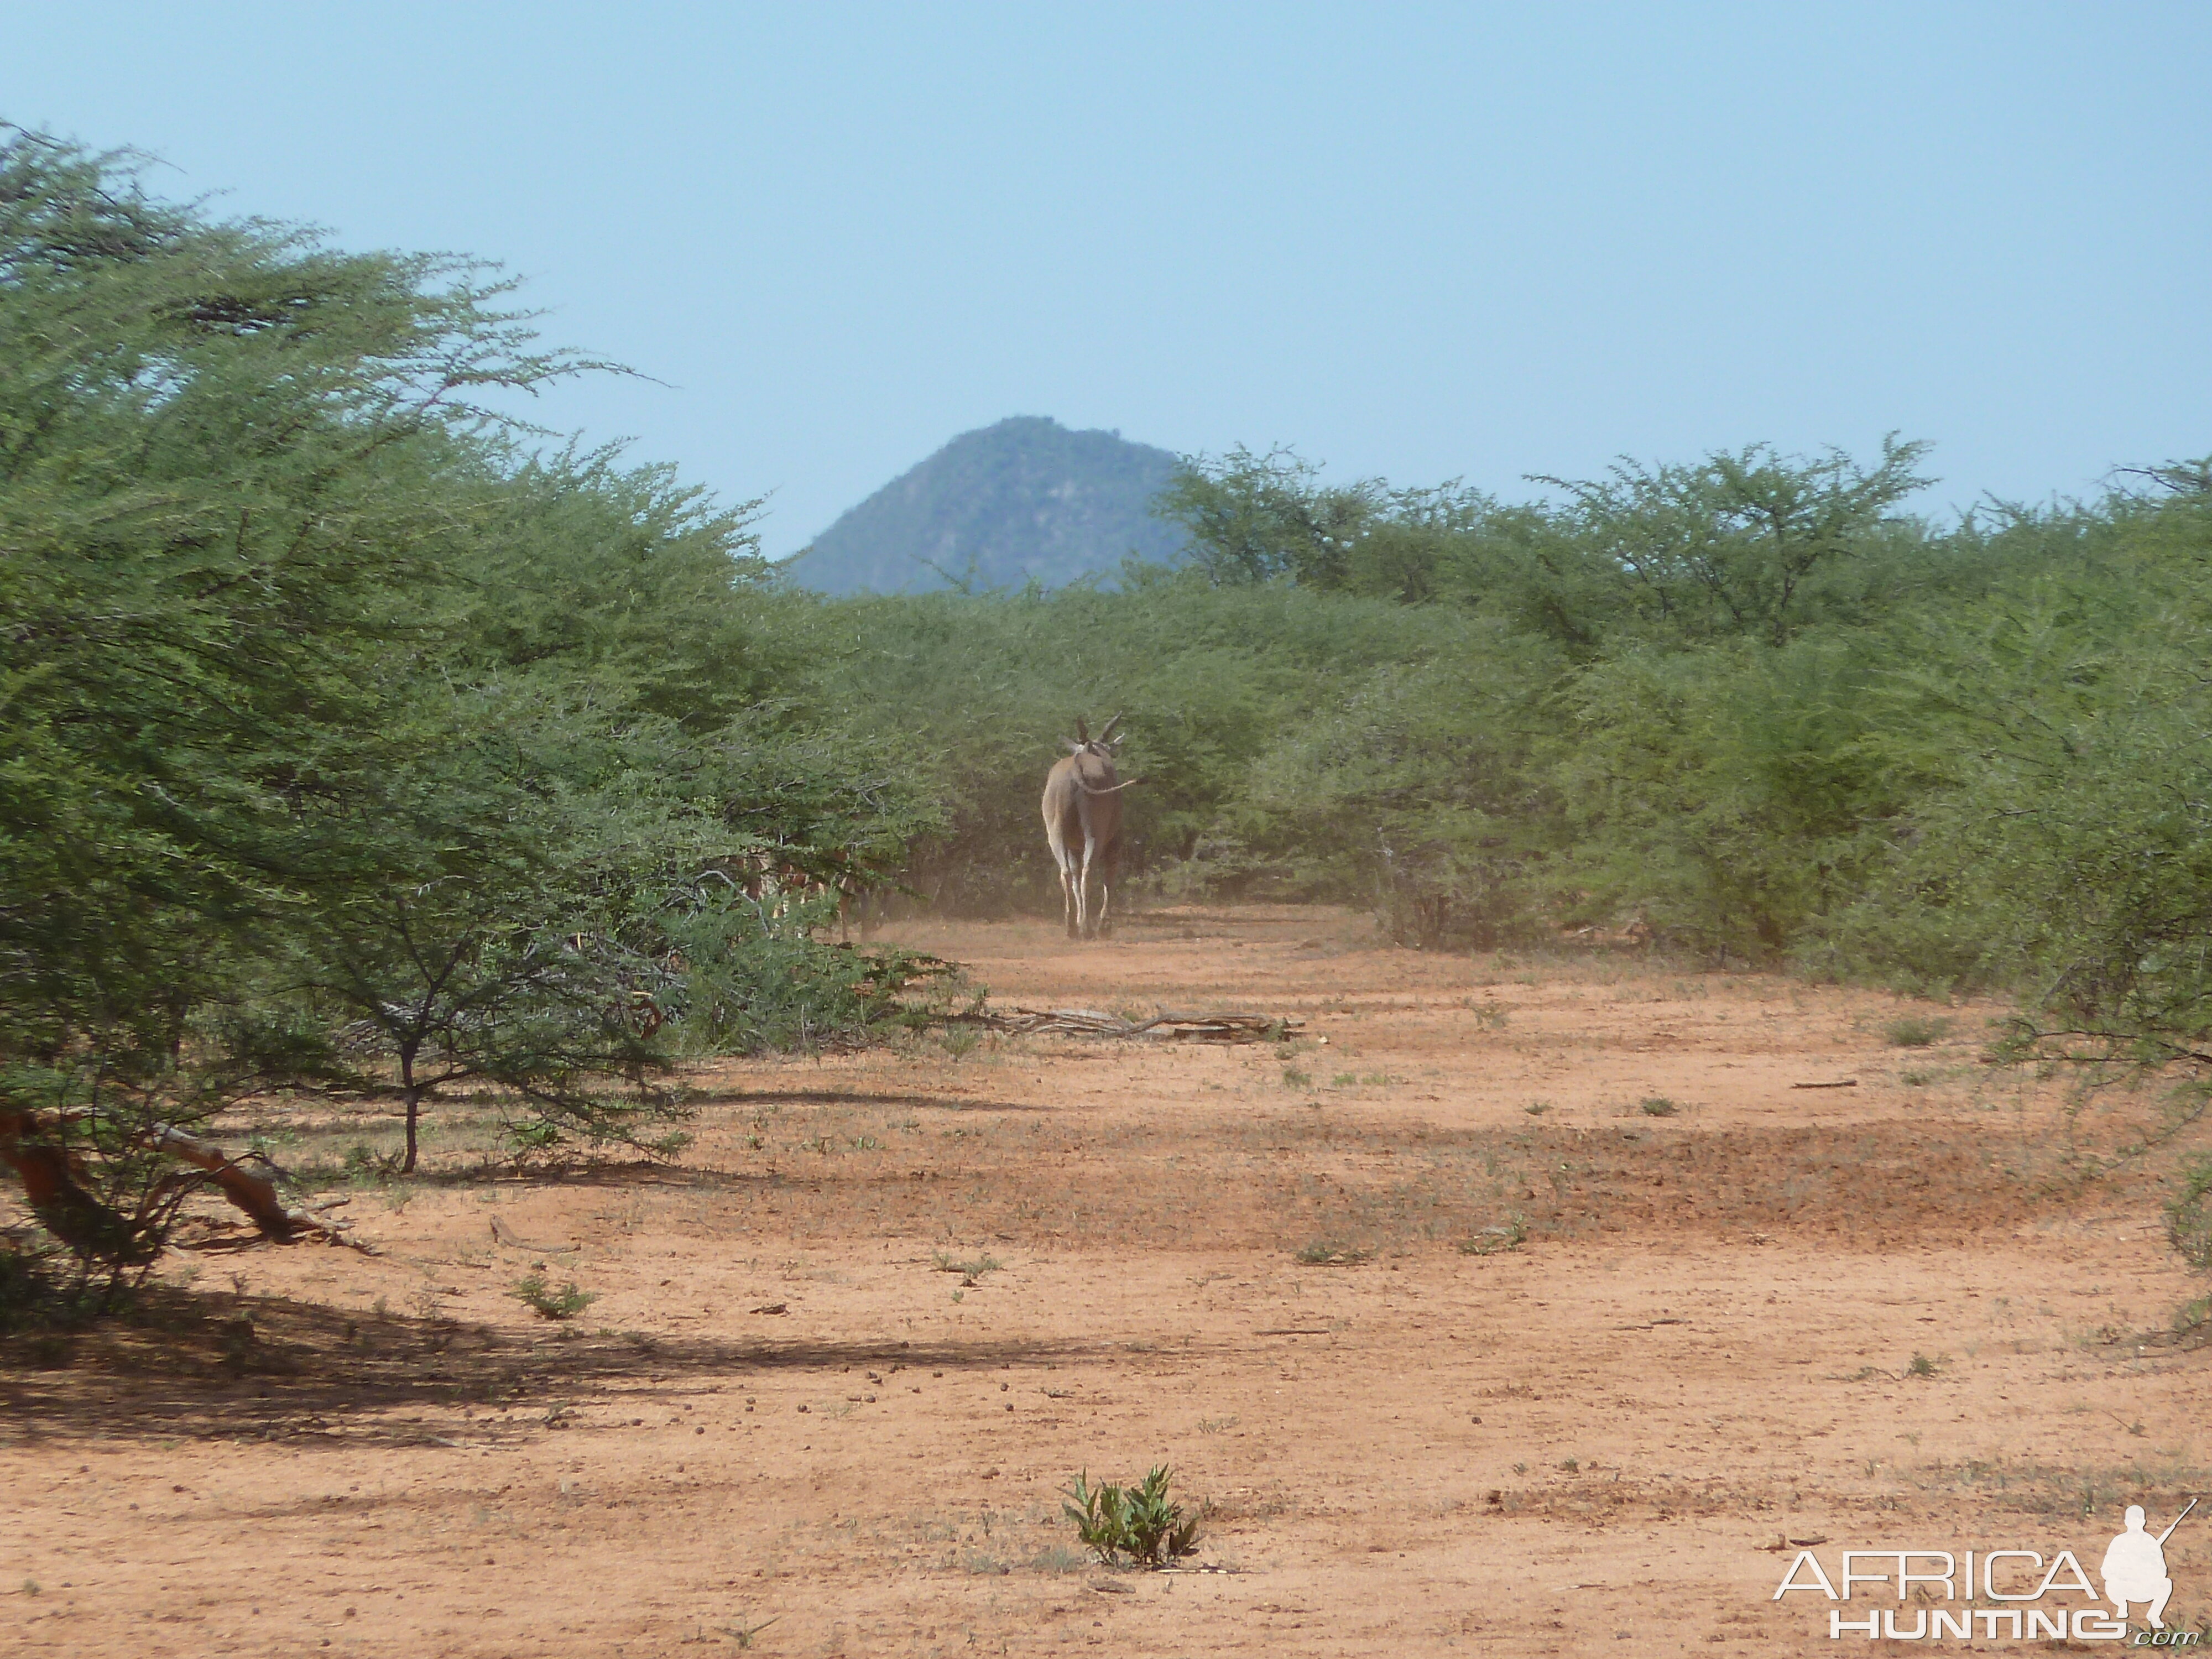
[[0, 1285, 1150, 1453]]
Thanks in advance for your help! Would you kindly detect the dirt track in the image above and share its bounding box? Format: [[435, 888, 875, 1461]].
[[6, 905, 2208, 1656]]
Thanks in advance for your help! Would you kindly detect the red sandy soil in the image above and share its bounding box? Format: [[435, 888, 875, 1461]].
[[4, 905, 2208, 1657]]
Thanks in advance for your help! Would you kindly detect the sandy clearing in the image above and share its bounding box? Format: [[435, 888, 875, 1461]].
[[4, 905, 2206, 1656]]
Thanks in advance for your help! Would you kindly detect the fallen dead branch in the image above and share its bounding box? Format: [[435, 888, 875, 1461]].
[[939, 1006, 1305, 1044], [152, 1125, 362, 1246], [0, 1109, 364, 1262], [1790, 1079, 1859, 1089]]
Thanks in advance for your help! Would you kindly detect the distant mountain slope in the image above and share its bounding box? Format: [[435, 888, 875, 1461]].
[[784, 416, 1190, 594]]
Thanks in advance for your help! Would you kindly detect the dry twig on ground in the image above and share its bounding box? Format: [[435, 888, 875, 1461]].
[[941, 1006, 1304, 1044]]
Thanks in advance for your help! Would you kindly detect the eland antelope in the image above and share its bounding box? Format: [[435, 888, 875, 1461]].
[[1042, 715, 1136, 938]]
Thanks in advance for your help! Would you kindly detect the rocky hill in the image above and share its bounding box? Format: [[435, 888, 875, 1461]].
[[783, 416, 1190, 594]]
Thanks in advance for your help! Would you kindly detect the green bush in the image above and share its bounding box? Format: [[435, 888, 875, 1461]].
[[1062, 1467, 1203, 1568], [659, 887, 956, 1054], [2169, 1156, 2212, 1275], [512, 1271, 597, 1320]]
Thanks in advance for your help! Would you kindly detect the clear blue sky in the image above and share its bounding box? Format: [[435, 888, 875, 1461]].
[[8, 3, 2206, 559]]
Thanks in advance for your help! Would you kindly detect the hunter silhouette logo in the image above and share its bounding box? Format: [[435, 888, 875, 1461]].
[[2105, 1501, 2194, 1630], [1772, 1500, 2199, 1643]]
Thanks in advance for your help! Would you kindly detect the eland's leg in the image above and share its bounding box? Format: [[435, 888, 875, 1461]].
[[1077, 837, 1097, 938], [1047, 822, 1078, 937]]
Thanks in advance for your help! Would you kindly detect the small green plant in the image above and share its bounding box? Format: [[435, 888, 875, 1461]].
[[1885, 1015, 1953, 1048], [513, 1270, 597, 1320], [2175, 1294, 2212, 1340], [719, 1616, 778, 1648], [343, 1141, 401, 1180], [501, 1118, 563, 1161], [1900, 1067, 1937, 1087], [1281, 1066, 1313, 1089], [1294, 1239, 1371, 1265], [1559, 1457, 1579, 1472], [1459, 1218, 1528, 1256], [940, 1028, 982, 1060], [1906, 1352, 1944, 1378], [1469, 999, 1510, 1029], [932, 1251, 1003, 1281], [1639, 1096, 1679, 1117], [1524, 1100, 1552, 1117], [2168, 1154, 2212, 1273], [1062, 1466, 1203, 1568], [847, 1135, 883, 1151], [1330, 1071, 1358, 1088]]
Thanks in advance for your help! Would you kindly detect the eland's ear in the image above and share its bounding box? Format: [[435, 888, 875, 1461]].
[[1065, 739, 1084, 753], [1075, 717, 1089, 743]]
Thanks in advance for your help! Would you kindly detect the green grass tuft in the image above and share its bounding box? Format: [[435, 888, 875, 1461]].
[[1885, 1015, 1953, 1048]]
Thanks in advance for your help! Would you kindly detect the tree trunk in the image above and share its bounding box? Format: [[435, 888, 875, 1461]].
[[0, 1108, 157, 1264], [395, 1039, 424, 1176]]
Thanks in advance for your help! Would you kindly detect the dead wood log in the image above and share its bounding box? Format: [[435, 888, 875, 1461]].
[[937, 1006, 1304, 1044], [149, 1125, 354, 1243], [0, 1110, 354, 1259]]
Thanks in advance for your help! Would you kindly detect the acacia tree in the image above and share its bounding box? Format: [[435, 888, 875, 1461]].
[[1841, 474, 2212, 1063], [1534, 436, 1934, 646], [1, 131, 956, 1277], [272, 685, 726, 1174], [1157, 445, 1514, 603], [0, 128, 620, 1277]]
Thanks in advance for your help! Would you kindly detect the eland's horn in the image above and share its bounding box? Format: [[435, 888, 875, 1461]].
[[1075, 717, 1089, 743], [1098, 713, 1123, 743]]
